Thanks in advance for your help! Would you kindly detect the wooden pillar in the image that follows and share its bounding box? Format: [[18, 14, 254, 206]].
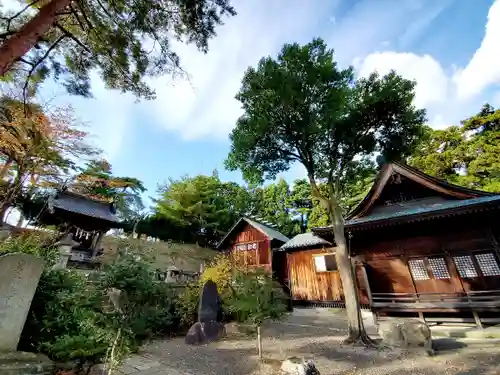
[[91, 231, 105, 258], [487, 227, 500, 260], [356, 258, 373, 306]]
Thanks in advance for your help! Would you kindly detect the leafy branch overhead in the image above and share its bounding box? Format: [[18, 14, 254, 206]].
[[0, 0, 236, 99], [226, 38, 426, 199]]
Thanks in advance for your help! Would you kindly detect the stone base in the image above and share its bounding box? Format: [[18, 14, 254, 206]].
[[281, 357, 320, 375], [0, 351, 53, 375], [224, 322, 257, 336], [378, 319, 434, 356], [185, 321, 225, 345]]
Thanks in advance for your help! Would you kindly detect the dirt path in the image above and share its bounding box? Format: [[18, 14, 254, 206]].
[[117, 309, 500, 375]]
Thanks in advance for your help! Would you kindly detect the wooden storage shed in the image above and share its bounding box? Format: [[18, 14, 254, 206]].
[[216, 217, 290, 284]]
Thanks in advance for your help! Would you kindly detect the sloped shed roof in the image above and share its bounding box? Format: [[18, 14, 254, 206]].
[[278, 232, 332, 252], [217, 217, 290, 249]]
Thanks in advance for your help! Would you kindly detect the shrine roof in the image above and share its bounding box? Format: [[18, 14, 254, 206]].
[[48, 190, 120, 224]]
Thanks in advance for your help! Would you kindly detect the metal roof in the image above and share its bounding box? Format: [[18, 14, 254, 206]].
[[49, 191, 120, 223], [278, 232, 332, 252], [346, 162, 494, 220], [216, 217, 290, 249], [243, 217, 290, 243], [314, 195, 500, 232]]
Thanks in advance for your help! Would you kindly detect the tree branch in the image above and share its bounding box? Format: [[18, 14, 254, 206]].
[[55, 23, 91, 53], [23, 35, 66, 109], [74, 0, 94, 30], [3, 0, 42, 30], [68, 3, 87, 32]]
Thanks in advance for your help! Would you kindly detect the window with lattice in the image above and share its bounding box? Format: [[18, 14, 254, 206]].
[[475, 253, 500, 276], [408, 259, 430, 281], [453, 255, 478, 278], [428, 257, 450, 279]]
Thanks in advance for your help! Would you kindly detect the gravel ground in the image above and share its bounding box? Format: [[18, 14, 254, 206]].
[[119, 309, 500, 375]]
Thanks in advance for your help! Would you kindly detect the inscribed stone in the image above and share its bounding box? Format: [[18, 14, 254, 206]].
[[198, 280, 220, 323], [0, 253, 44, 351]]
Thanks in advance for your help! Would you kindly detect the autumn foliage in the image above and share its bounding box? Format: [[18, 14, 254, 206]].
[[0, 96, 99, 222]]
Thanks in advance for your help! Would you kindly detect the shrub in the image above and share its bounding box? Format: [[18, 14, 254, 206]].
[[176, 282, 201, 328], [0, 230, 58, 266], [229, 268, 288, 358], [97, 253, 180, 340], [198, 254, 249, 322], [20, 248, 181, 373], [199, 254, 235, 294], [19, 269, 116, 372]]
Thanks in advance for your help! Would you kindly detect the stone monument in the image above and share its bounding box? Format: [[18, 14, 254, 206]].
[[0, 253, 52, 374], [0, 253, 45, 351], [185, 280, 225, 345]]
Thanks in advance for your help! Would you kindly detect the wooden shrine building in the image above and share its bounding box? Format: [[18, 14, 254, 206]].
[[216, 217, 290, 285], [279, 162, 500, 326], [37, 189, 121, 268]]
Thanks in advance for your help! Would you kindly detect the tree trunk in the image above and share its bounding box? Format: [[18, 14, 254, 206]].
[[0, 0, 70, 76], [329, 202, 373, 345], [257, 325, 262, 359], [308, 176, 374, 345]]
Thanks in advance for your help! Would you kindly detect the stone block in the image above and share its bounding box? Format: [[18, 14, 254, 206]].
[[185, 321, 225, 345], [281, 357, 320, 375], [0, 351, 53, 375], [378, 319, 434, 355]]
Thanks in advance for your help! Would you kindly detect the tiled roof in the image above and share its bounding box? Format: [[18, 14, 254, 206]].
[[314, 195, 500, 232], [49, 191, 120, 223], [278, 232, 332, 251]]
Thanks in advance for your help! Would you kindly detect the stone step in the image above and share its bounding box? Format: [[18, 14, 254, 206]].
[[0, 352, 53, 375]]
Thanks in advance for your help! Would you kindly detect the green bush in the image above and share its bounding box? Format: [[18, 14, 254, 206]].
[[18, 249, 181, 373], [176, 282, 201, 328], [97, 253, 180, 339], [19, 269, 115, 371], [0, 231, 58, 266]]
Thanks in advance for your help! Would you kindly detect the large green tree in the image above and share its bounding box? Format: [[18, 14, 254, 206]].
[[0, 0, 236, 99], [226, 38, 426, 344], [154, 172, 253, 246], [409, 104, 500, 192]]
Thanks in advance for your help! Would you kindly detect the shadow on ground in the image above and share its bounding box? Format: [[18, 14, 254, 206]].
[[129, 309, 500, 375]]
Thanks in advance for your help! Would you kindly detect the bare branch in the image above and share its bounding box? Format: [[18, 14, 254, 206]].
[[19, 57, 35, 66]]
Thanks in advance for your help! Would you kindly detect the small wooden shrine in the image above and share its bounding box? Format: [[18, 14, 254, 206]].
[[36, 189, 121, 268]]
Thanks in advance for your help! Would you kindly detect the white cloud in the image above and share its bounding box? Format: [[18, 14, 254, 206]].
[[357, 52, 449, 109], [356, 0, 500, 129], [140, 0, 338, 140], [453, 0, 500, 100]]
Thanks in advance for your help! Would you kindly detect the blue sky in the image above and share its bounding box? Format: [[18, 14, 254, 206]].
[[30, 0, 500, 208]]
